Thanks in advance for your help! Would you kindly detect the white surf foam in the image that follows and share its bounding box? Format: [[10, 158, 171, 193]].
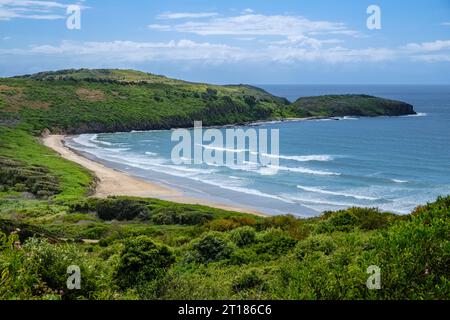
[[72, 134, 98, 148], [198, 144, 249, 153], [286, 195, 358, 208], [391, 179, 408, 184], [269, 165, 341, 176], [297, 185, 380, 201], [90, 135, 113, 146], [103, 148, 131, 153], [191, 177, 296, 204], [251, 151, 334, 163], [403, 112, 428, 117]]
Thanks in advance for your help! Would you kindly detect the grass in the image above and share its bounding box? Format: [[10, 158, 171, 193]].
[[0, 126, 93, 200]]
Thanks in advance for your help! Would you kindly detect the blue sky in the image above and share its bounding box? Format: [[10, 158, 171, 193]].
[[1, 0, 450, 84]]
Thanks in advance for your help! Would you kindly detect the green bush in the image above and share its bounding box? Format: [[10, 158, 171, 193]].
[[14, 183, 27, 192], [96, 198, 150, 221], [188, 232, 235, 264], [0, 235, 100, 300], [254, 228, 297, 256], [229, 248, 258, 265], [317, 207, 396, 233], [361, 197, 450, 299], [258, 215, 310, 240], [66, 198, 98, 213], [232, 270, 264, 293], [229, 226, 256, 247], [151, 209, 212, 226], [115, 236, 175, 289], [207, 216, 257, 231], [294, 234, 337, 260]]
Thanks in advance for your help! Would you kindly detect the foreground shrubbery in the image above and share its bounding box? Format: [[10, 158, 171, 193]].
[[68, 197, 216, 226], [115, 236, 175, 289], [1, 196, 448, 300]]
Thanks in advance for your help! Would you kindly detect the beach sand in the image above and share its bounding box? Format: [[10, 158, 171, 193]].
[[42, 135, 265, 216]]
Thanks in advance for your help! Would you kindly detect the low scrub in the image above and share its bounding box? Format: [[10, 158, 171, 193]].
[[0, 156, 60, 198]]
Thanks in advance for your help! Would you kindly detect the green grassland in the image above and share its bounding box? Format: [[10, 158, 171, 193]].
[[0, 69, 447, 300]]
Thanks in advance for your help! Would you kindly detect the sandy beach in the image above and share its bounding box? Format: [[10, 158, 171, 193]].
[[42, 135, 265, 216]]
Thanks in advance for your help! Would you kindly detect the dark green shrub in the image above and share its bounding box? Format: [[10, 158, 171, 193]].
[[229, 248, 258, 265], [257, 215, 310, 240], [14, 183, 27, 192], [229, 226, 256, 247], [232, 270, 264, 293], [66, 198, 98, 213], [189, 232, 235, 264], [255, 228, 297, 256], [244, 95, 257, 107], [362, 197, 450, 299], [294, 235, 337, 260], [115, 236, 175, 289], [19, 238, 99, 299], [151, 210, 212, 225], [317, 207, 396, 233], [208, 216, 257, 232], [96, 198, 150, 221]]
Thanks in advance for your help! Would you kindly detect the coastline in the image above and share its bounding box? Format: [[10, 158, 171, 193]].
[[41, 134, 267, 217]]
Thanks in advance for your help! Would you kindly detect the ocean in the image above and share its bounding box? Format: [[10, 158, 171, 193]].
[[66, 85, 450, 216]]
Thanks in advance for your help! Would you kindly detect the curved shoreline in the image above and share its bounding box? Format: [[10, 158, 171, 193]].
[[42, 135, 266, 217]]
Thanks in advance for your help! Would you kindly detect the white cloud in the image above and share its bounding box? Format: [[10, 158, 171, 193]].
[[2, 39, 249, 63], [241, 8, 253, 14], [267, 45, 396, 64], [2, 36, 450, 65], [403, 40, 450, 52], [157, 12, 218, 20], [402, 40, 450, 62], [411, 54, 450, 62], [148, 13, 358, 37], [0, 0, 86, 21], [0, 39, 397, 64], [2, 36, 11, 40], [268, 35, 344, 49], [441, 22, 450, 26]]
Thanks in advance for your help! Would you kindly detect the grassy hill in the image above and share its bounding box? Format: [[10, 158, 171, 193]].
[[1, 69, 414, 135], [290, 94, 416, 117]]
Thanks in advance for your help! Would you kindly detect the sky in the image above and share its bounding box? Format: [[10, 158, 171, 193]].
[[1, 0, 450, 84]]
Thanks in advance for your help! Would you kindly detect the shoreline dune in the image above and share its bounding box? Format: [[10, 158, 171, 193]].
[[42, 135, 266, 217]]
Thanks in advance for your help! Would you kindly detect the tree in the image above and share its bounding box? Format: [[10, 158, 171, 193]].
[[115, 236, 175, 289]]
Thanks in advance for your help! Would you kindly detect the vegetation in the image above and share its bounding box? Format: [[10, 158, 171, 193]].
[[1, 191, 448, 299], [1, 69, 446, 301], [1, 69, 414, 135], [289, 94, 415, 118]]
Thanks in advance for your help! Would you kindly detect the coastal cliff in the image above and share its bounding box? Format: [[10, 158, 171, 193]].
[[290, 94, 416, 118], [1, 69, 415, 134]]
